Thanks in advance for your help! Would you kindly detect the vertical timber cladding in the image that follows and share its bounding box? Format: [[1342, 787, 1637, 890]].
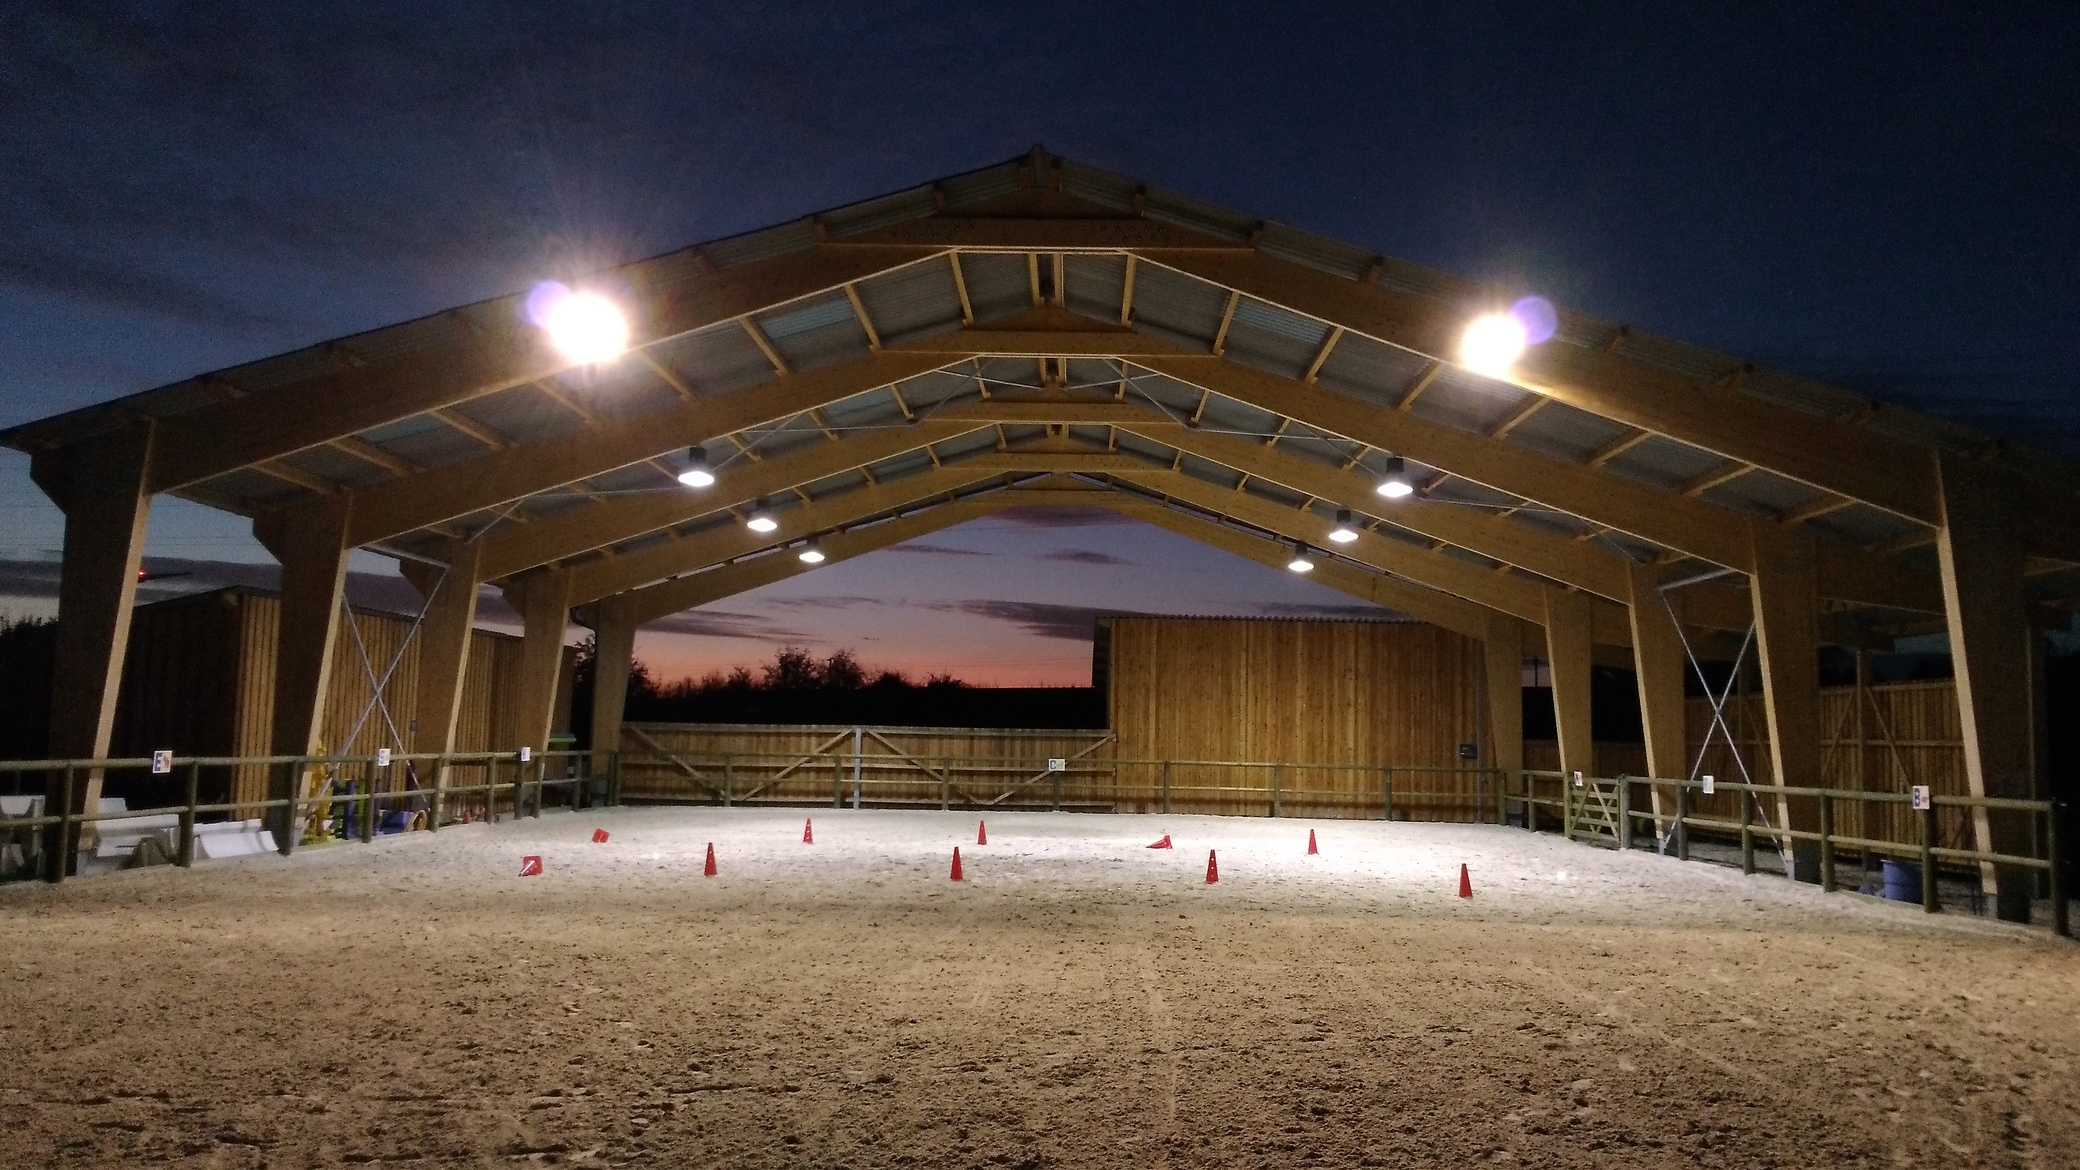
[[1107, 617, 1484, 820], [106, 586, 550, 815]]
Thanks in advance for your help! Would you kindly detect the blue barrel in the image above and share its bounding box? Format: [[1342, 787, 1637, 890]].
[[1882, 859, 1921, 902]]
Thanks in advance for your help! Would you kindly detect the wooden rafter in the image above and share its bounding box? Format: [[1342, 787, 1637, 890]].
[[843, 283, 882, 351]]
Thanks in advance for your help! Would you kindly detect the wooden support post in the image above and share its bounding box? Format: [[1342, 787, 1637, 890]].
[[404, 540, 481, 826], [1749, 522, 1824, 883], [1740, 788, 1756, 874], [1934, 455, 2038, 922], [940, 758, 950, 811], [1542, 588, 1595, 784], [505, 569, 572, 754], [722, 755, 733, 807], [1626, 562, 1686, 840], [1617, 777, 1632, 850], [31, 423, 154, 876], [1482, 613, 1524, 782], [1819, 793, 1836, 892], [1676, 783, 1691, 861], [1271, 764, 1283, 818], [256, 494, 353, 855], [1921, 802, 1940, 913], [1382, 767, 1394, 821], [587, 595, 638, 762], [178, 761, 199, 868], [1162, 761, 1172, 814]]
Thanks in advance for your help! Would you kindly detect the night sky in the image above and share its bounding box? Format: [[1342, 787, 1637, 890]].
[[3, 4, 2076, 684]]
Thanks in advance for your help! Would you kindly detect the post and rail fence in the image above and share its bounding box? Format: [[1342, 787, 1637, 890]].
[[0, 749, 2065, 937]]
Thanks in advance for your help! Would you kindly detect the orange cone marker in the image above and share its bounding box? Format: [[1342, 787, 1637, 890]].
[[1307, 829, 1318, 855], [1458, 863, 1473, 898], [977, 820, 988, 846], [1146, 834, 1172, 849], [803, 818, 814, 844], [950, 847, 964, 881], [704, 843, 717, 877], [592, 828, 609, 843], [1205, 850, 1219, 884]]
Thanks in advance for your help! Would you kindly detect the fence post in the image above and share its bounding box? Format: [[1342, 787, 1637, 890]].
[[178, 761, 200, 868], [1472, 771, 1485, 825], [1523, 772, 1536, 833], [722, 754, 733, 808], [1920, 803, 1940, 913], [1270, 764, 1282, 818], [430, 757, 446, 829], [359, 777, 375, 844], [1616, 777, 1631, 851], [43, 765, 75, 883], [1819, 792, 1836, 892], [1162, 761, 1173, 815], [1052, 763, 1063, 812], [1382, 767, 1393, 822], [940, 758, 950, 811], [1675, 782, 1690, 862], [2049, 800, 2067, 938], [1740, 788, 1756, 874], [608, 751, 623, 807], [512, 757, 526, 823], [832, 756, 842, 809]]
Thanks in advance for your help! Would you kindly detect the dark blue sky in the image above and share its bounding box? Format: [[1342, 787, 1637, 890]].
[[3, 3, 2076, 680]]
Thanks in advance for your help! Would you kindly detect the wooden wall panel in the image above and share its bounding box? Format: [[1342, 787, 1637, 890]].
[[1108, 618, 1486, 820], [617, 724, 1115, 807]]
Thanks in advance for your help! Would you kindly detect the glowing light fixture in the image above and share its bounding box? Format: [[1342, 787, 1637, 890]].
[[676, 446, 715, 488], [1460, 311, 1528, 377], [1376, 455, 1414, 500], [745, 502, 778, 533], [1286, 544, 1316, 574], [1328, 509, 1359, 544], [798, 539, 826, 565], [529, 280, 628, 364]]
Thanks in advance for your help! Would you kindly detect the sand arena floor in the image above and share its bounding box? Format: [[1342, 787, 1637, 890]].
[[2, 806, 2076, 1167]]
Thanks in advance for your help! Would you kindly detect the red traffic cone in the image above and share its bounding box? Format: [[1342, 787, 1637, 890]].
[[1146, 834, 1172, 849], [803, 818, 814, 844], [1458, 863, 1473, 898], [704, 843, 717, 877], [950, 847, 964, 882], [1307, 829, 1318, 855], [592, 828, 609, 843], [1205, 850, 1219, 884], [977, 820, 988, 846], [519, 855, 542, 877]]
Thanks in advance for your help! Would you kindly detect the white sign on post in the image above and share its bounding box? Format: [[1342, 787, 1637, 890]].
[[1571, 770, 1584, 788], [151, 750, 172, 775], [518, 746, 532, 763], [376, 748, 391, 768], [1047, 758, 1066, 772], [1911, 785, 1932, 811], [1701, 774, 1715, 795]]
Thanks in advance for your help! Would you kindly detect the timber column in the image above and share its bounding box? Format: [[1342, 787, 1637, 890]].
[[587, 594, 639, 761], [1934, 455, 2037, 922], [1627, 562, 1689, 838], [30, 423, 155, 878], [403, 541, 483, 810], [1542, 588, 1595, 783], [504, 569, 573, 754], [1749, 521, 1824, 882], [1482, 613, 1523, 810], [255, 495, 354, 854]]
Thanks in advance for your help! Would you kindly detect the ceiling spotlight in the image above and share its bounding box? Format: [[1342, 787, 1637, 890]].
[[1328, 509, 1359, 544], [532, 282, 629, 364], [676, 446, 715, 488], [1287, 544, 1316, 574], [1460, 311, 1528, 378], [1376, 455, 1414, 500], [744, 502, 778, 533], [798, 538, 826, 564]]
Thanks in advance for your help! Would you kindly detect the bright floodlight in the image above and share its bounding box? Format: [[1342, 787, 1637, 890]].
[[1328, 509, 1359, 544], [677, 446, 715, 488], [1287, 545, 1315, 573], [534, 283, 628, 364], [1376, 455, 1414, 500], [798, 539, 826, 564], [745, 503, 779, 533], [1460, 311, 1528, 377]]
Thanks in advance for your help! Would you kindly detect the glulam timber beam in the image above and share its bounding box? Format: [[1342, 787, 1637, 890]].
[[1130, 353, 1945, 613], [109, 246, 941, 493], [471, 418, 987, 581], [335, 351, 951, 547], [551, 468, 1004, 606]]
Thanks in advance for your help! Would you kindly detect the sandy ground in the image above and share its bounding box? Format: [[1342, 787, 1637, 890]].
[[2, 807, 2076, 1168]]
